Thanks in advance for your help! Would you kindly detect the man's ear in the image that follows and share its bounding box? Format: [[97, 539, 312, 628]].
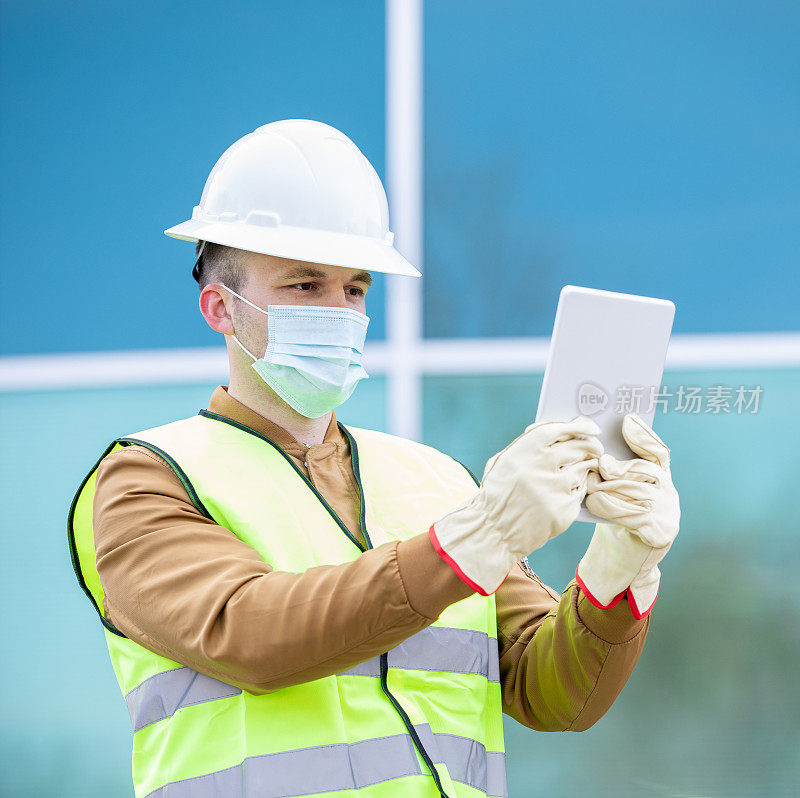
[[199, 284, 235, 335]]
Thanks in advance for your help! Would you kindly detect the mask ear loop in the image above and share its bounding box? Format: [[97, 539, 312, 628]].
[[218, 283, 269, 361], [230, 333, 258, 362], [219, 283, 270, 317]]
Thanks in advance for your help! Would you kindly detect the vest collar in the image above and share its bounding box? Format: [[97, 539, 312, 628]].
[[207, 385, 344, 457]]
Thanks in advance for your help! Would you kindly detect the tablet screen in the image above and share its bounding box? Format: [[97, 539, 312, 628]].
[[535, 285, 675, 522]]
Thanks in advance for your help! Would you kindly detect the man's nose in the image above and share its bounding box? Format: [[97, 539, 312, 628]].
[[322, 288, 350, 308]]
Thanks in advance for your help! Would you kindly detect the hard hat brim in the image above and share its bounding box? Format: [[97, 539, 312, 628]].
[[165, 219, 421, 278]]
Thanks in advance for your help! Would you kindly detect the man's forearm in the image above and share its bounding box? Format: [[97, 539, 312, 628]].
[[94, 445, 474, 694], [496, 568, 649, 731]]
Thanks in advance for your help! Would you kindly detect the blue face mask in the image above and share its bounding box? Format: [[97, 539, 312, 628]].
[[221, 284, 370, 419]]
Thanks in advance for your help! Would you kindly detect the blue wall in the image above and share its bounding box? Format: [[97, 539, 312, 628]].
[[424, 0, 800, 337], [0, 0, 387, 354], [3, 1, 799, 353]]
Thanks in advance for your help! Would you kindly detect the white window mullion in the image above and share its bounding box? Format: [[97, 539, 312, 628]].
[[2, 333, 800, 392], [385, 0, 424, 441]]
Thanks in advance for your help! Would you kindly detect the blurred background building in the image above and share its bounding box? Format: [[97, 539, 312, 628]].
[[1, 1, 798, 795]]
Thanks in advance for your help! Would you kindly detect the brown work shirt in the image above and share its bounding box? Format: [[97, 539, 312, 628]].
[[92, 385, 649, 732]]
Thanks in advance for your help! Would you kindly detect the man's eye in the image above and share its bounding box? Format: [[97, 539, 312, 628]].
[[347, 287, 365, 297], [293, 282, 315, 290]]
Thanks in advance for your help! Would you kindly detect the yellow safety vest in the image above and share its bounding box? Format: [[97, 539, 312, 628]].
[[69, 409, 507, 797]]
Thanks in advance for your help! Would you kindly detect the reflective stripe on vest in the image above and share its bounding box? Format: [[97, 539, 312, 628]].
[[341, 625, 502, 682], [142, 724, 507, 798], [126, 625, 501, 733], [69, 412, 507, 798]]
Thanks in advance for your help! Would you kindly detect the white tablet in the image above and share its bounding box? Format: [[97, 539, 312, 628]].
[[535, 285, 675, 523]]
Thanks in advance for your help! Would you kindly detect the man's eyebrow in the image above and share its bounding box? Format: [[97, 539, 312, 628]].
[[278, 267, 372, 286], [279, 266, 329, 281], [351, 270, 372, 286]]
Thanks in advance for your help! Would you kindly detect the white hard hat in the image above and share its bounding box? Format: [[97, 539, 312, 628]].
[[165, 119, 420, 278]]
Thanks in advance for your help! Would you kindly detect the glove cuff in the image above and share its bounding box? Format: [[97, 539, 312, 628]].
[[428, 497, 515, 595], [574, 563, 627, 610], [626, 565, 660, 619], [576, 522, 657, 613], [574, 563, 660, 619]]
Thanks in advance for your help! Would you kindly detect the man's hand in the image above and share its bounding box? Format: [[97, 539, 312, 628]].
[[576, 413, 681, 618], [430, 416, 602, 595]]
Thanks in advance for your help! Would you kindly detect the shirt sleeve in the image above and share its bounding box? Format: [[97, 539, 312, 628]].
[[92, 445, 473, 695], [495, 560, 649, 732]]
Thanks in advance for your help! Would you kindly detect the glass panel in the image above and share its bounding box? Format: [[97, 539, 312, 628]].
[[0, 376, 386, 795], [2, 383, 223, 796], [424, 367, 800, 797], [0, 0, 386, 355], [336, 374, 388, 432], [424, 1, 800, 337]]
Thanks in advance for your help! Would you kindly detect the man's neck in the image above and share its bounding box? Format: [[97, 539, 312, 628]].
[[226, 378, 332, 447]]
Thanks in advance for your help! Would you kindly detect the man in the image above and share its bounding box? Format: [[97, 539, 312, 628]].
[[68, 120, 680, 798]]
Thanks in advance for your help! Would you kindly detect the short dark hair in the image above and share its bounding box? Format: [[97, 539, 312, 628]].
[[194, 240, 247, 294]]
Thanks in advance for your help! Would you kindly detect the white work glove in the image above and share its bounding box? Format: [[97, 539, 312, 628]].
[[430, 416, 602, 595], [576, 413, 680, 619]]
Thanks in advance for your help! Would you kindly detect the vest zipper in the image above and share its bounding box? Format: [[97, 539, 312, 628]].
[[339, 424, 452, 798]]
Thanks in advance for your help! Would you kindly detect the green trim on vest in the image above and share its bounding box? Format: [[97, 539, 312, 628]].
[[68, 411, 507, 798], [67, 440, 126, 637], [199, 408, 373, 552], [117, 437, 214, 519]]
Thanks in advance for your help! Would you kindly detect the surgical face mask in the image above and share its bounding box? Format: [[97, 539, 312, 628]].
[[220, 284, 370, 419]]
